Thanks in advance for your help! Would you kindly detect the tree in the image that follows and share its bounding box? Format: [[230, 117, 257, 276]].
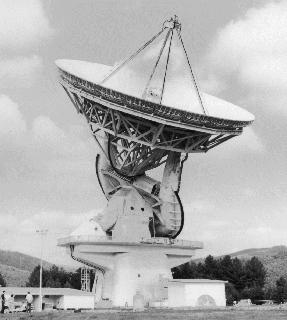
[[26, 265, 49, 287], [46, 265, 70, 288], [244, 257, 266, 288], [63, 281, 72, 288], [195, 262, 206, 278], [218, 255, 234, 282], [225, 283, 240, 306], [172, 261, 199, 279], [27, 265, 71, 288], [241, 286, 264, 302], [230, 258, 245, 291], [27, 265, 96, 290], [69, 268, 81, 290], [273, 277, 287, 303], [46, 278, 61, 288], [172, 255, 267, 302], [264, 286, 275, 300], [203, 255, 220, 279]]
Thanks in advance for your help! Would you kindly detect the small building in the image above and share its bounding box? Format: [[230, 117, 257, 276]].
[[0, 287, 95, 311], [168, 279, 227, 307]]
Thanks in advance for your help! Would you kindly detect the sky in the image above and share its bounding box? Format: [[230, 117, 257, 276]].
[[0, 0, 286, 267]]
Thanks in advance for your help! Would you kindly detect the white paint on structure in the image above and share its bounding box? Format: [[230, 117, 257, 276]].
[[111, 250, 171, 306], [1, 287, 95, 311], [58, 295, 95, 310], [61, 238, 202, 307], [55, 59, 254, 122], [168, 279, 227, 307]]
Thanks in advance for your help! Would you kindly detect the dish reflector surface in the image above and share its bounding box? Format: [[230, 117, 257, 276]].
[[56, 59, 254, 123]]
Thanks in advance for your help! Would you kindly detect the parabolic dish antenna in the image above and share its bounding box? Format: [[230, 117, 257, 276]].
[[56, 16, 254, 239], [56, 16, 253, 178], [56, 16, 255, 306]]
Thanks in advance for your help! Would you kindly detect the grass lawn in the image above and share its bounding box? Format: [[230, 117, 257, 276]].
[[2, 308, 287, 320]]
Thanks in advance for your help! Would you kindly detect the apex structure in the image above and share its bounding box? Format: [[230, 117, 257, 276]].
[[56, 16, 254, 307]]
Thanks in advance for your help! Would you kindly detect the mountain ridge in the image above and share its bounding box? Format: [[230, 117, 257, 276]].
[[0, 249, 60, 286], [1, 245, 287, 287], [196, 245, 287, 288], [228, 245, 287, 259]]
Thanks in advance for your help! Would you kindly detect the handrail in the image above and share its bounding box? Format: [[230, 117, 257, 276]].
[[58, 235, 203, 249], [69, 245, 105, 274]]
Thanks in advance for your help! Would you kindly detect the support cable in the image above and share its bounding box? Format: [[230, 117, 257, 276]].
[[176, 29, 208, 115], [142, 29, 171, 100], [160, 29, 174, 105], [101, 28, 165, 85]]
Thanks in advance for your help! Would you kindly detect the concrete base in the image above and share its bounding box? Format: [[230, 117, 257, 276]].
[[58, 236, 202, 307], [112, 250, 171, 306], [168, 279, 227, 307]]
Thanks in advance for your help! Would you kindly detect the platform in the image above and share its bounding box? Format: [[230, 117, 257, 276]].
[[58, 236, 203, 306]]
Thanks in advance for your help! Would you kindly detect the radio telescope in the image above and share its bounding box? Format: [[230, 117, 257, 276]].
[[57, 16, 254, 306]]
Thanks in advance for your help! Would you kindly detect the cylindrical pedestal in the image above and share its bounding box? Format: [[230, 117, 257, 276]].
[[112, 250, 172, 306]]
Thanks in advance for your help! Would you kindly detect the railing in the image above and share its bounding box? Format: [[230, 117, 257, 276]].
[[58, 235, 111, 245], [140, 237, 203, 248], [57, 235, 203, 249]]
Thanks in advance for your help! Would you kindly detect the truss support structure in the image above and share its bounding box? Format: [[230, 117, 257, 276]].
[[61, 84, 237, 176]]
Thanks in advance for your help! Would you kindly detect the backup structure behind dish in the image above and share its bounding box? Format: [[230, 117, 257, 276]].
[[57, 16, 254, 307]]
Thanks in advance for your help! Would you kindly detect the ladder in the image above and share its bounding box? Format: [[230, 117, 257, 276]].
[[81, 266, 91, 292]]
